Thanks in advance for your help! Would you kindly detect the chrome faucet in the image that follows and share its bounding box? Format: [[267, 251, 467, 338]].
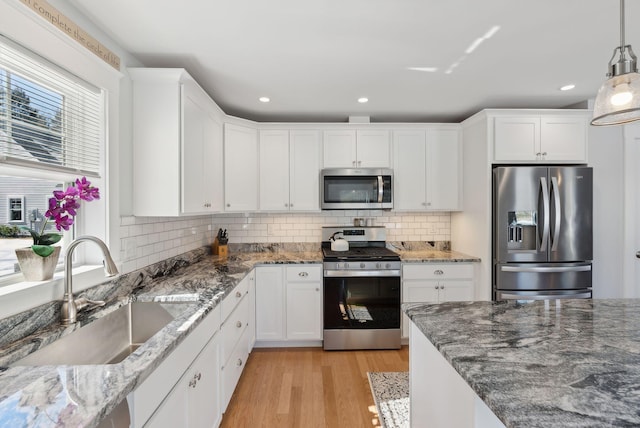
[[61, 235, 119, 325]]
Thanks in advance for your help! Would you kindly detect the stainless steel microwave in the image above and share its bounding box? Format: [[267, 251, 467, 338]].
[[320, 168, 393, 210]]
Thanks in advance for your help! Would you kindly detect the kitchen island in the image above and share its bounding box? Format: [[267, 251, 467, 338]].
[[405, 299, 640, 427]]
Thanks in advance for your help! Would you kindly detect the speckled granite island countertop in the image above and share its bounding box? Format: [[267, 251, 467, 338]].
[[404, 299, 640, 427], [0, 247, 321, 428]]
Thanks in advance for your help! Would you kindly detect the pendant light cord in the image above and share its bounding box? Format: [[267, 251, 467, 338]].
[[620, 0, 626, 52]]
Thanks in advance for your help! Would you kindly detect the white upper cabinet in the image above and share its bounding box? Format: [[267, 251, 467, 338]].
[[259, 130, 290, 211], [323, 129, 391, 168], [394, 127, 462, 211], [289, 130, 321, 211], [493, 114, 587, 163], [224, 123, 259, 211], [259, 129, 321, 212], [130, 68, 224, 216]]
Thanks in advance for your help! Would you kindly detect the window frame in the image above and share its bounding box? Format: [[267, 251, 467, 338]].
[[7, 195, 24, 223]]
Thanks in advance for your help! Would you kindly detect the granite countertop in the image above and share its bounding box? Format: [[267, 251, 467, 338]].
[[389, 242, 480, 263], [0, 249, 321, 428], [404, 299, 640, 427], [0, 243, 478, 427]]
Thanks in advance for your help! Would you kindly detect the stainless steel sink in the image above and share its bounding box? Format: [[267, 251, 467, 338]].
[[13, 302, 179, 366]]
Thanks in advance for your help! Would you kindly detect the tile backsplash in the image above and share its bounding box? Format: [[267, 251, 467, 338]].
[[119, 210, 450, 272]]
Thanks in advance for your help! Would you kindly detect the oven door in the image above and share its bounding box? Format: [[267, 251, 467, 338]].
[[323, 275, 401, 330]]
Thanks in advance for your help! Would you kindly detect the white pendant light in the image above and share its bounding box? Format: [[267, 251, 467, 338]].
[[591, 0, 640, 126]]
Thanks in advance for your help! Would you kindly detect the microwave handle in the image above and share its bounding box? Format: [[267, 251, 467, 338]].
[[377, 176, 383, 203]]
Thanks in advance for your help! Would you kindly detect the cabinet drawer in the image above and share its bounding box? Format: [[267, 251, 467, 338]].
[[403, 263, 473, 280], [286, 265, 322, 282], [221, 275, 250, 322], [220, 295, 249, 364], [221, 328, 250, 411]]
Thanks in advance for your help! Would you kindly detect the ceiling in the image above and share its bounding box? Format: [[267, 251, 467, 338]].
[[69, 0, 640, 123]]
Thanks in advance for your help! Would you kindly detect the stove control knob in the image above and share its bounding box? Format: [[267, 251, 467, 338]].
[[385, 263, 391, 269], [360, 262, 366, 269], [376, 262, 382, 269], [344, 263, 349, 269]]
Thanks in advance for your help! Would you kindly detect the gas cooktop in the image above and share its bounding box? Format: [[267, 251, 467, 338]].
[[322, 246, 400, 261]]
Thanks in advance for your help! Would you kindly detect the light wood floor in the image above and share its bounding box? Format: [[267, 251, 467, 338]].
[[220, 346, 409, 428]]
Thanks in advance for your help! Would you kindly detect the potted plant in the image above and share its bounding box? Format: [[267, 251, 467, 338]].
[[15, 177, 100, 281]]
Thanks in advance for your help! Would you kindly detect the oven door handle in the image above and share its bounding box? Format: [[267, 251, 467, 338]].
[[324, 270, 401, 278]]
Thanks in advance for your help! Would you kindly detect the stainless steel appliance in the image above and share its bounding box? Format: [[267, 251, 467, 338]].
[[322, 226, 401, 350], [493, 166, 593, 300], [320, 168, 393, 210]]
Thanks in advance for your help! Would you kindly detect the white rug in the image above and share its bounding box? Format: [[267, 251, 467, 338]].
[[367, 371, 410, 428]]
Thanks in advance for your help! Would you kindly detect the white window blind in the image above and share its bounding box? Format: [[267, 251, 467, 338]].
[[0, 35, 103, 177]]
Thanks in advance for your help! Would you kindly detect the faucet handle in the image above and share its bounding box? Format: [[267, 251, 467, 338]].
[[75, 296, 106, 311]]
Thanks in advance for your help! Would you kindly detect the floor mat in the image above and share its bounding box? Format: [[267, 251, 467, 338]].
[[367, 371, 410, 428]]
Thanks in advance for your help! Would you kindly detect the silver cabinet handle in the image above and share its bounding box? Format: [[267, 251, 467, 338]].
[[235, 291, 242, 298], [298, 271, 308, 277], [434, 269, 444, 275], [236, 358, 243, 367], [236, 320, 243, 328]]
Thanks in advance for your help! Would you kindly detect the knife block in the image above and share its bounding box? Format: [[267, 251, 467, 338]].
[[213, 238, 228, 257]]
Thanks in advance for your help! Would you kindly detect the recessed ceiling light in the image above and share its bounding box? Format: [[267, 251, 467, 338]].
[[560, 84, 575, 91], [407, 67, 438, 73], [358, 97, 369, 103], [259, 97, 270, 103]]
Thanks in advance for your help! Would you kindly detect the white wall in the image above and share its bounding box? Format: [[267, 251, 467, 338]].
[[589, 125, 625, 298]]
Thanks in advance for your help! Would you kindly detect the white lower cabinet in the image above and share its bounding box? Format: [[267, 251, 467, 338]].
[[128, 305, 222, 428], [128, 273, 255, 428], [402, 263, 474, 339], [144, 333, 221, 428], [256, 265, 323, 344]]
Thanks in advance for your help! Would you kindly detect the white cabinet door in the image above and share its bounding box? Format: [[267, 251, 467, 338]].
[[259, 130, 290, 211], [255, 267, 285, 340], [204, 111, 224, 213], [182, 84, 207, 215], [356, 129, 391, 168], [426, 128, 461, 210], [224, 123, 258, 211], [188, 333, 221, 428], [403, 280, 440, 303], [323, 130, 357, 168], [393, 130, 427, 210], [541, 116, 587, 162], [143, 377, 189, 428], [286, 281, 322, 341], [493, 117, 540, 162], [290, 130, 321, 211], [439, 280, 474, 302]]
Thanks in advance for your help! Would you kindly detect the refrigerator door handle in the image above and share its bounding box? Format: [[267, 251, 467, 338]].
[[539, 177, 550, 252], [501, 265, 592, 273], [550, 176, 561, 252], [499, 292, 592, 300]]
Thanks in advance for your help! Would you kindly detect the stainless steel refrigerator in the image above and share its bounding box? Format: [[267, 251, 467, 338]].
[[493, 166, 593, 300]]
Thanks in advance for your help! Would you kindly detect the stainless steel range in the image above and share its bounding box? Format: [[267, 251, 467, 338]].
[[322, 226, 401, 350]]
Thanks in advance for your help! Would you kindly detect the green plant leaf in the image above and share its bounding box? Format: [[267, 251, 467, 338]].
[[32, 245, 55, 257], [29, 230, 41, 244], [39, 233, 62, 245]]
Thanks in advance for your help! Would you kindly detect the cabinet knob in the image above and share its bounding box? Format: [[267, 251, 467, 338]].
[[352, 160, 356, 166], [285, 203, 289, 207], [236, 320, 243, 328], [236, 291, 242, 298], [435, 285, 440, 290], [422, 202, 427, 206], [357, 161, 362, 166], [236, 358, 243, 367], [542, 152, 547, 157], [315, 288, 319, 291], [298, 271, 308, 277], [426, 202, 431, 207], [441, 285, 445, 290], [226, 203, 231, 207], [434, 269, 444, 275], [290, 203, 293, 207]]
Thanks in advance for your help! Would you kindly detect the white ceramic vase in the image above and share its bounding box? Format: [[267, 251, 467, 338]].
[[15, 246, 61, 281]]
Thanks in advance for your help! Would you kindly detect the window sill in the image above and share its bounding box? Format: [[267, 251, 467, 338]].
[[0, 264, 118, 319]]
